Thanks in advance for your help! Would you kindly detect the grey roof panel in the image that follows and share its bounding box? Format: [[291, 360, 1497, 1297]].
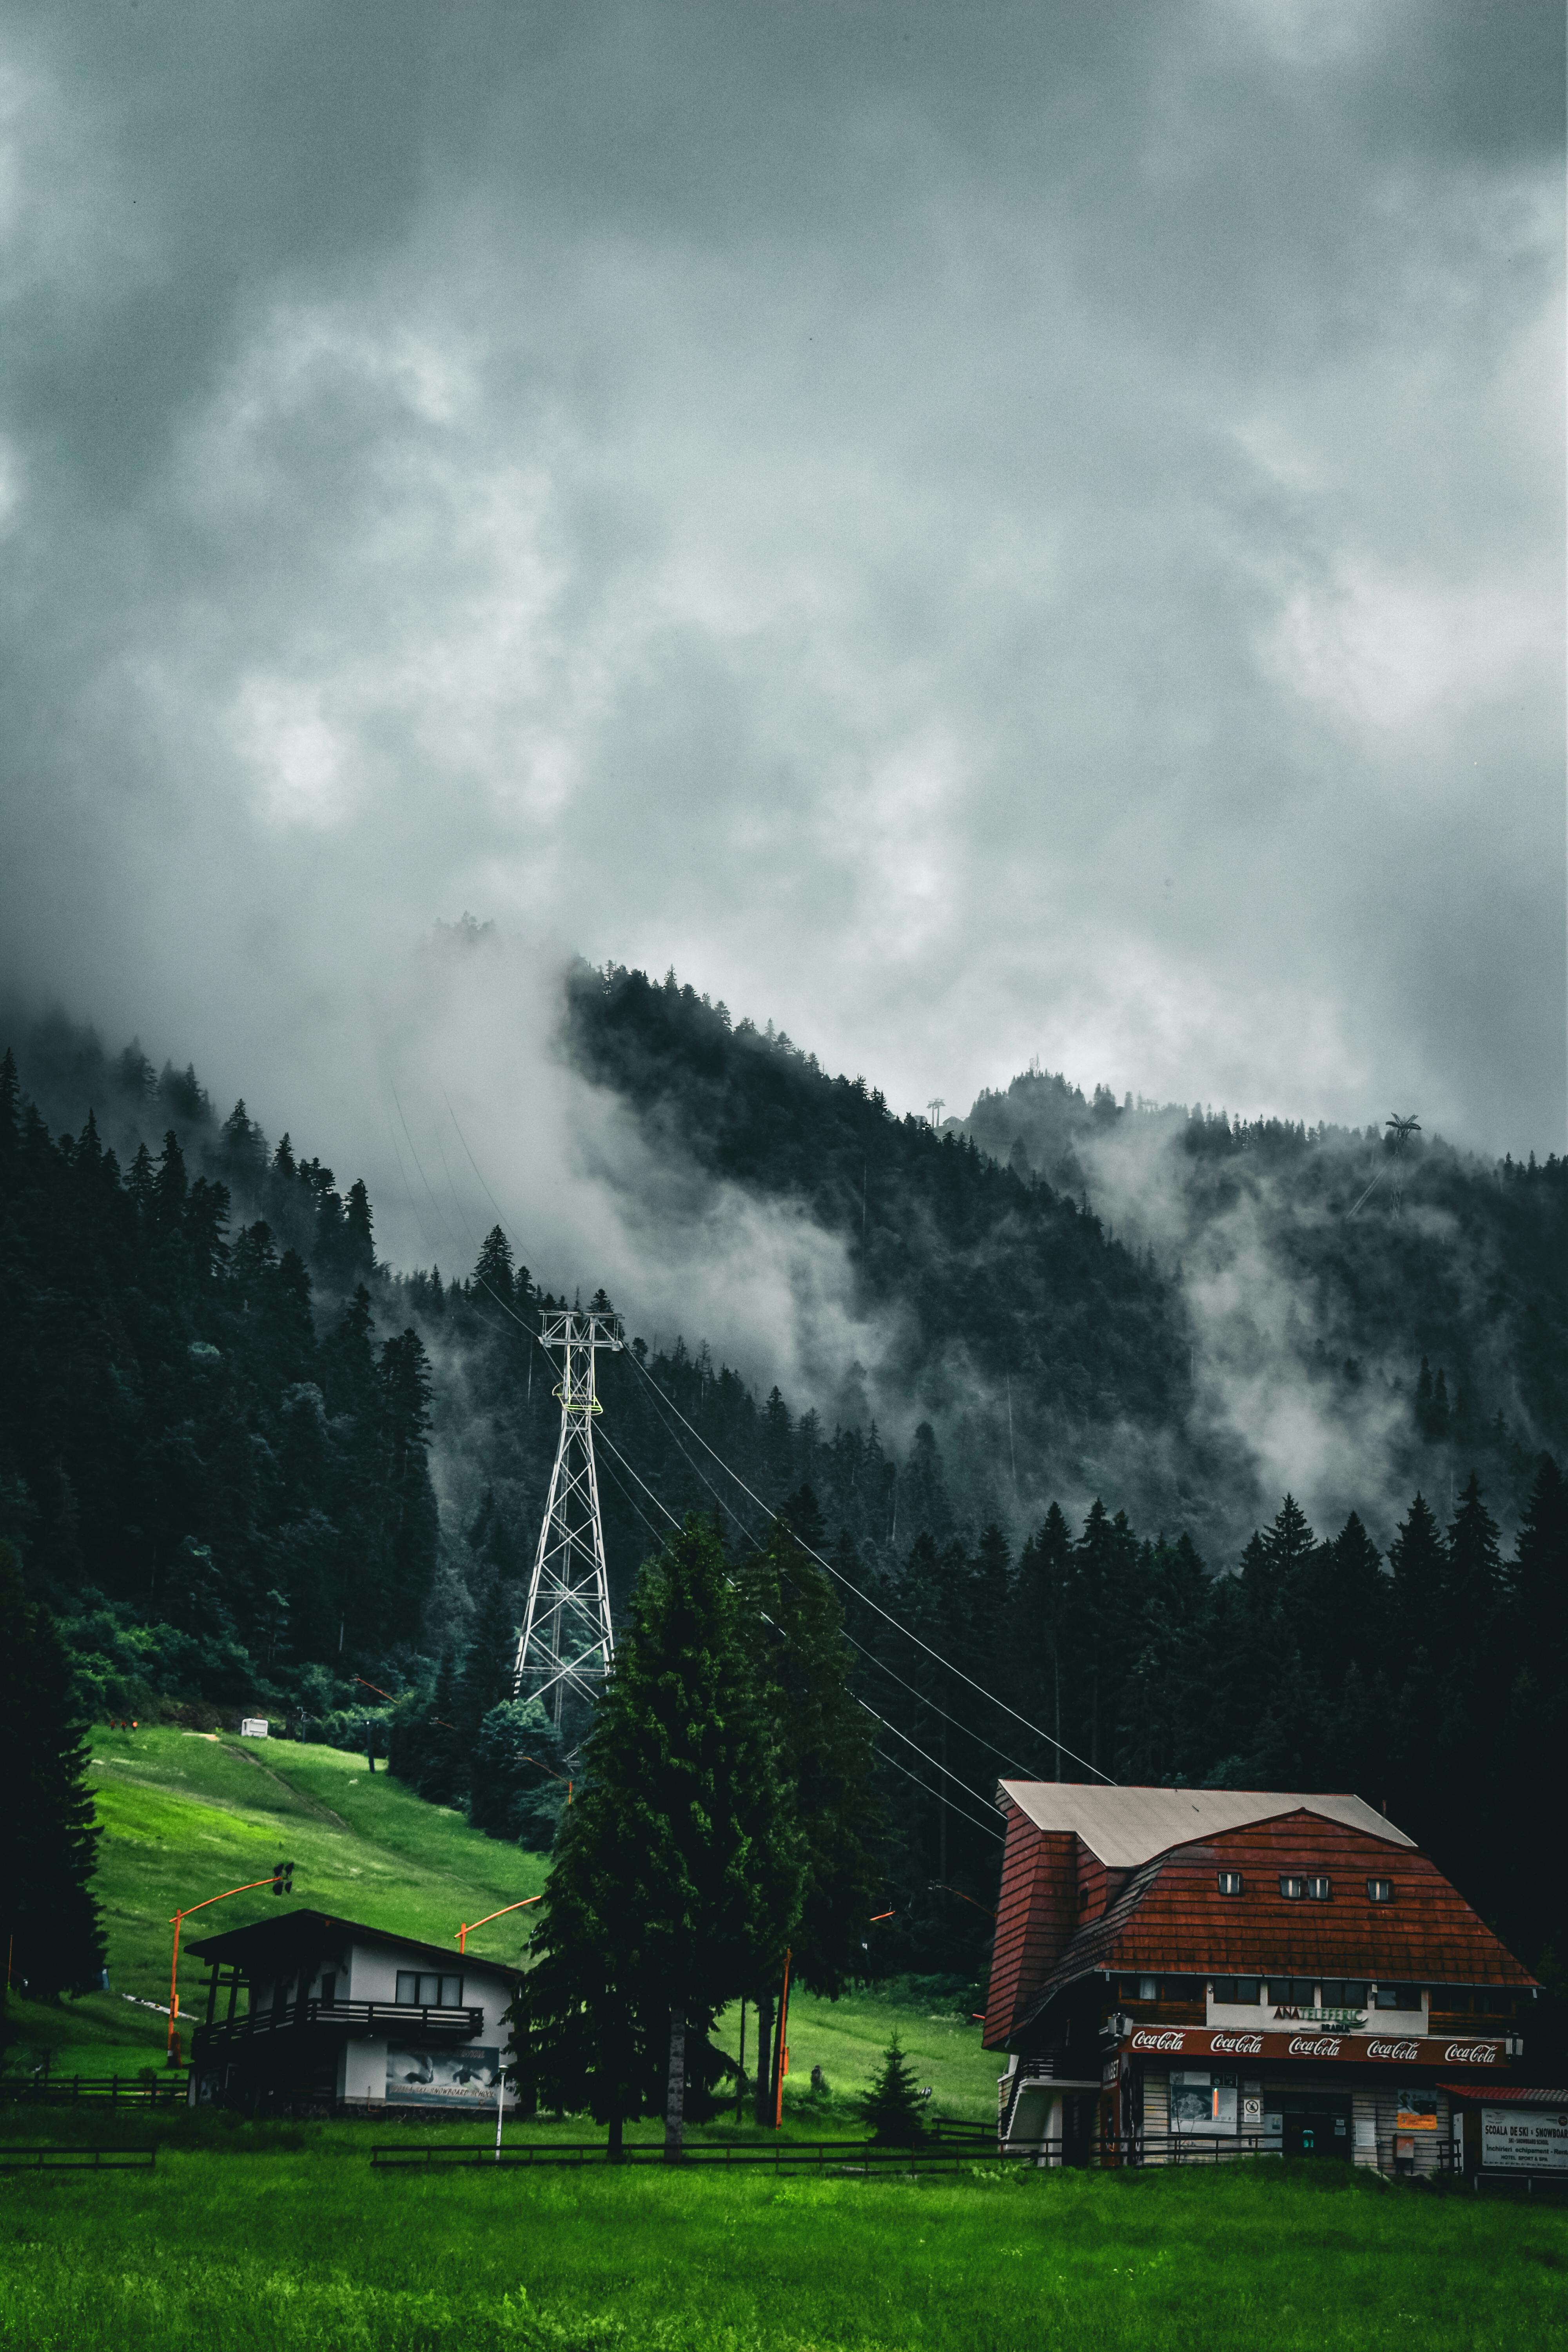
[[997, 1782, 1414, 1867]]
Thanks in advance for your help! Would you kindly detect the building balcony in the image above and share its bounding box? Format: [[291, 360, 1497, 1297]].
[[194, 1998, 486, 2052]]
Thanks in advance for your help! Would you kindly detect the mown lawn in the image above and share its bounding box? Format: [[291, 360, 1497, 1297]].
[[1, 2110, 1564, 2351]]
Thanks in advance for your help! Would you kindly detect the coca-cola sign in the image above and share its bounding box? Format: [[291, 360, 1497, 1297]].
[[1114, 2026, 1508, 2069]]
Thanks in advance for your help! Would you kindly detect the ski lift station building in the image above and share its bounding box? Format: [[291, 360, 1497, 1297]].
[[984, 1784, 1536, 2172]]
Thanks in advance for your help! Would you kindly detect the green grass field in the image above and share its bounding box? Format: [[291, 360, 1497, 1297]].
[[4, 1729, 1568, 2348], [2, 2109, 1565, 2350]]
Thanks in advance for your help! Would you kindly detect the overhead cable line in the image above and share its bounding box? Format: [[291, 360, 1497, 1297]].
[[855, 1697, 1006, 1820], [872, 1750, 1004, 1844], [432, 1093, 1112, 1784], [618, 1343, 1115, 1784]]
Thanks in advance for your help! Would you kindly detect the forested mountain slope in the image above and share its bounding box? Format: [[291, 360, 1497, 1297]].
[[4, 971, 1565, 2013]]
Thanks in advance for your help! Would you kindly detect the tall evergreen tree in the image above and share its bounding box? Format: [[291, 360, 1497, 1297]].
[[522, 1519, 802, 2154], [0, 1542, 104, 2030]]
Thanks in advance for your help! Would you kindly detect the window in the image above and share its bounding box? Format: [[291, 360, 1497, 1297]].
[[1165, 1976, 1203, 2001], [1138, 1976, 1158, 2002], [1305, 1876, 1331, 1901], [1279, 1876, 1305, 1900], [1267, 1978, 1316, 2007], [1170, 2072, 1239, 2135], [1366, 1878, 1393, 1903], [1079, 1886, 1091, 1910], [1211, 1977, 1261, 2006], [395, 1971, 465, 2007], [1320, 1981, 1367, 2009], [1374, 1984, 1420, 2011], [1216, 1871, 1244, 1897], [1280, 1875, 1330, 1900]]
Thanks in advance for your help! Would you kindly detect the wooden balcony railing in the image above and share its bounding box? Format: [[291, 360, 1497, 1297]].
[[194, 1999, 486, 2049]]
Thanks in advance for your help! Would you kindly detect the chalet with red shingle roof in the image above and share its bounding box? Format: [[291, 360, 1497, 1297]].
[[985, 1784, 1534, 2170]]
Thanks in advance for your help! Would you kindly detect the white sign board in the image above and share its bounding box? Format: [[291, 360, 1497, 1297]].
[[1482, 2108, 1568, 2172], [239, 1717, 269, 1738]]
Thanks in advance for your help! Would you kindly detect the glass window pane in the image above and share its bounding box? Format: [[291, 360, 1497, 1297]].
[[440, 1975, 463, 2007], [395, 1971, 418, 2004], [417, 1973, 440, 2005]]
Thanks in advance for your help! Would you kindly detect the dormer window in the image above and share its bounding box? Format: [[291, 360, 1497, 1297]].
[[1367, 1878, 1393, 1903], [1279, 1875, 1331, 1900], [1216, 1870, 1243, 1896]]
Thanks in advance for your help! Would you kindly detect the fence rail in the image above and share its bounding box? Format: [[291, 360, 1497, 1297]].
[[0, 2074, 188, 2107], [371, 2136, 1013, 2173], [0, 2144, 158, 2172]]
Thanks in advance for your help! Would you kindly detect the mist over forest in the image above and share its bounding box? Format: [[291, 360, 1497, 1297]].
[[3, 948, 1564, 1989]]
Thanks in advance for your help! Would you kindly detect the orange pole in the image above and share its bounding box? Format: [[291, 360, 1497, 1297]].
[[165, 1872, 288, 2062], [455, 1894, 543, 1954], [772, 1948, 793, 2130]]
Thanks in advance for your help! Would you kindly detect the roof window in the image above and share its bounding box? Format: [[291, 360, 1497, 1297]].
[[1279, 1874, 1331, 1900], [1216, 1870, 1243, 1896], [1366, 1878, 1393, 1903]]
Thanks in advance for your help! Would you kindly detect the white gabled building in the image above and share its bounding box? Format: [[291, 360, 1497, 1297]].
[[185, 1907, 523, 2113]]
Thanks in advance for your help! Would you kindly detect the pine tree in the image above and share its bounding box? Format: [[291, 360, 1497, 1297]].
[[857, 2032, 927, 2145], [458, 1574, 519, 1735], [523, 1518, 803, 2153], [344, 1179, 375, 1273], [471, 1226, 514, 1312], [1387, 1493, 1445, 1651], [0, 1543, 104, 2029], [737, 1517, 883, 1999]]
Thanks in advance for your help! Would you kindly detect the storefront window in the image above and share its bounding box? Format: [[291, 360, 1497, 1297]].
[[1211, 1977, 1261, 2005], [1171, 2072, 1239, 2134]]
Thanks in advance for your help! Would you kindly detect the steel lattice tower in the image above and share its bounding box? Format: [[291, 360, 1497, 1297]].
[[514, 1308, 620, 1722]]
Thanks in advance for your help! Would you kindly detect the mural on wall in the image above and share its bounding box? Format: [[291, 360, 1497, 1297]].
[[386, 2045, 502, 2104]]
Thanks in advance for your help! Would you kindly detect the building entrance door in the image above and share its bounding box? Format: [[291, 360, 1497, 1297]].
[[1280, 2093, 1351, 2158]]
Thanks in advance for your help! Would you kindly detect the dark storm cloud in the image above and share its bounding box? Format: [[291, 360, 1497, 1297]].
[[0, 0, 1561, 1275]]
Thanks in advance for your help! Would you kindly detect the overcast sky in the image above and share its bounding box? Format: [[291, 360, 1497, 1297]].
[[0, 0, 1563, 1182]]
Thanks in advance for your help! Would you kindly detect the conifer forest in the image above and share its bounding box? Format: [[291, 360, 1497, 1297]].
[[1, 964, 1564, 2047]]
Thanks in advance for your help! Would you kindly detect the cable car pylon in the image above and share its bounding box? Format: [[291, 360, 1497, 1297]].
[[514, 1307, 621, 1724]]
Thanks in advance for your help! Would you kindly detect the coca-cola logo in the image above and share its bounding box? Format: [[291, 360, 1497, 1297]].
[[1130, 2029, 1188, 2051], [1210, 2033, 1264, 2055], [1444, 2042, 1497, 2064], [1367, 2040, 1419, 2061], [1289, 2036, 1342, 2058]]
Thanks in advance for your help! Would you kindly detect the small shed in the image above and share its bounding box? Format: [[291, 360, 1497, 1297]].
[[185, 1907, 523, 2114]]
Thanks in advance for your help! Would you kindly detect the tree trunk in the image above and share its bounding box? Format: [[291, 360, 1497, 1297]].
[[664, 2003, 686, 2161], [753, 1992, 774, 2126], [607, 2113, 624, 2164], [735, 1998, 747, 2123]]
